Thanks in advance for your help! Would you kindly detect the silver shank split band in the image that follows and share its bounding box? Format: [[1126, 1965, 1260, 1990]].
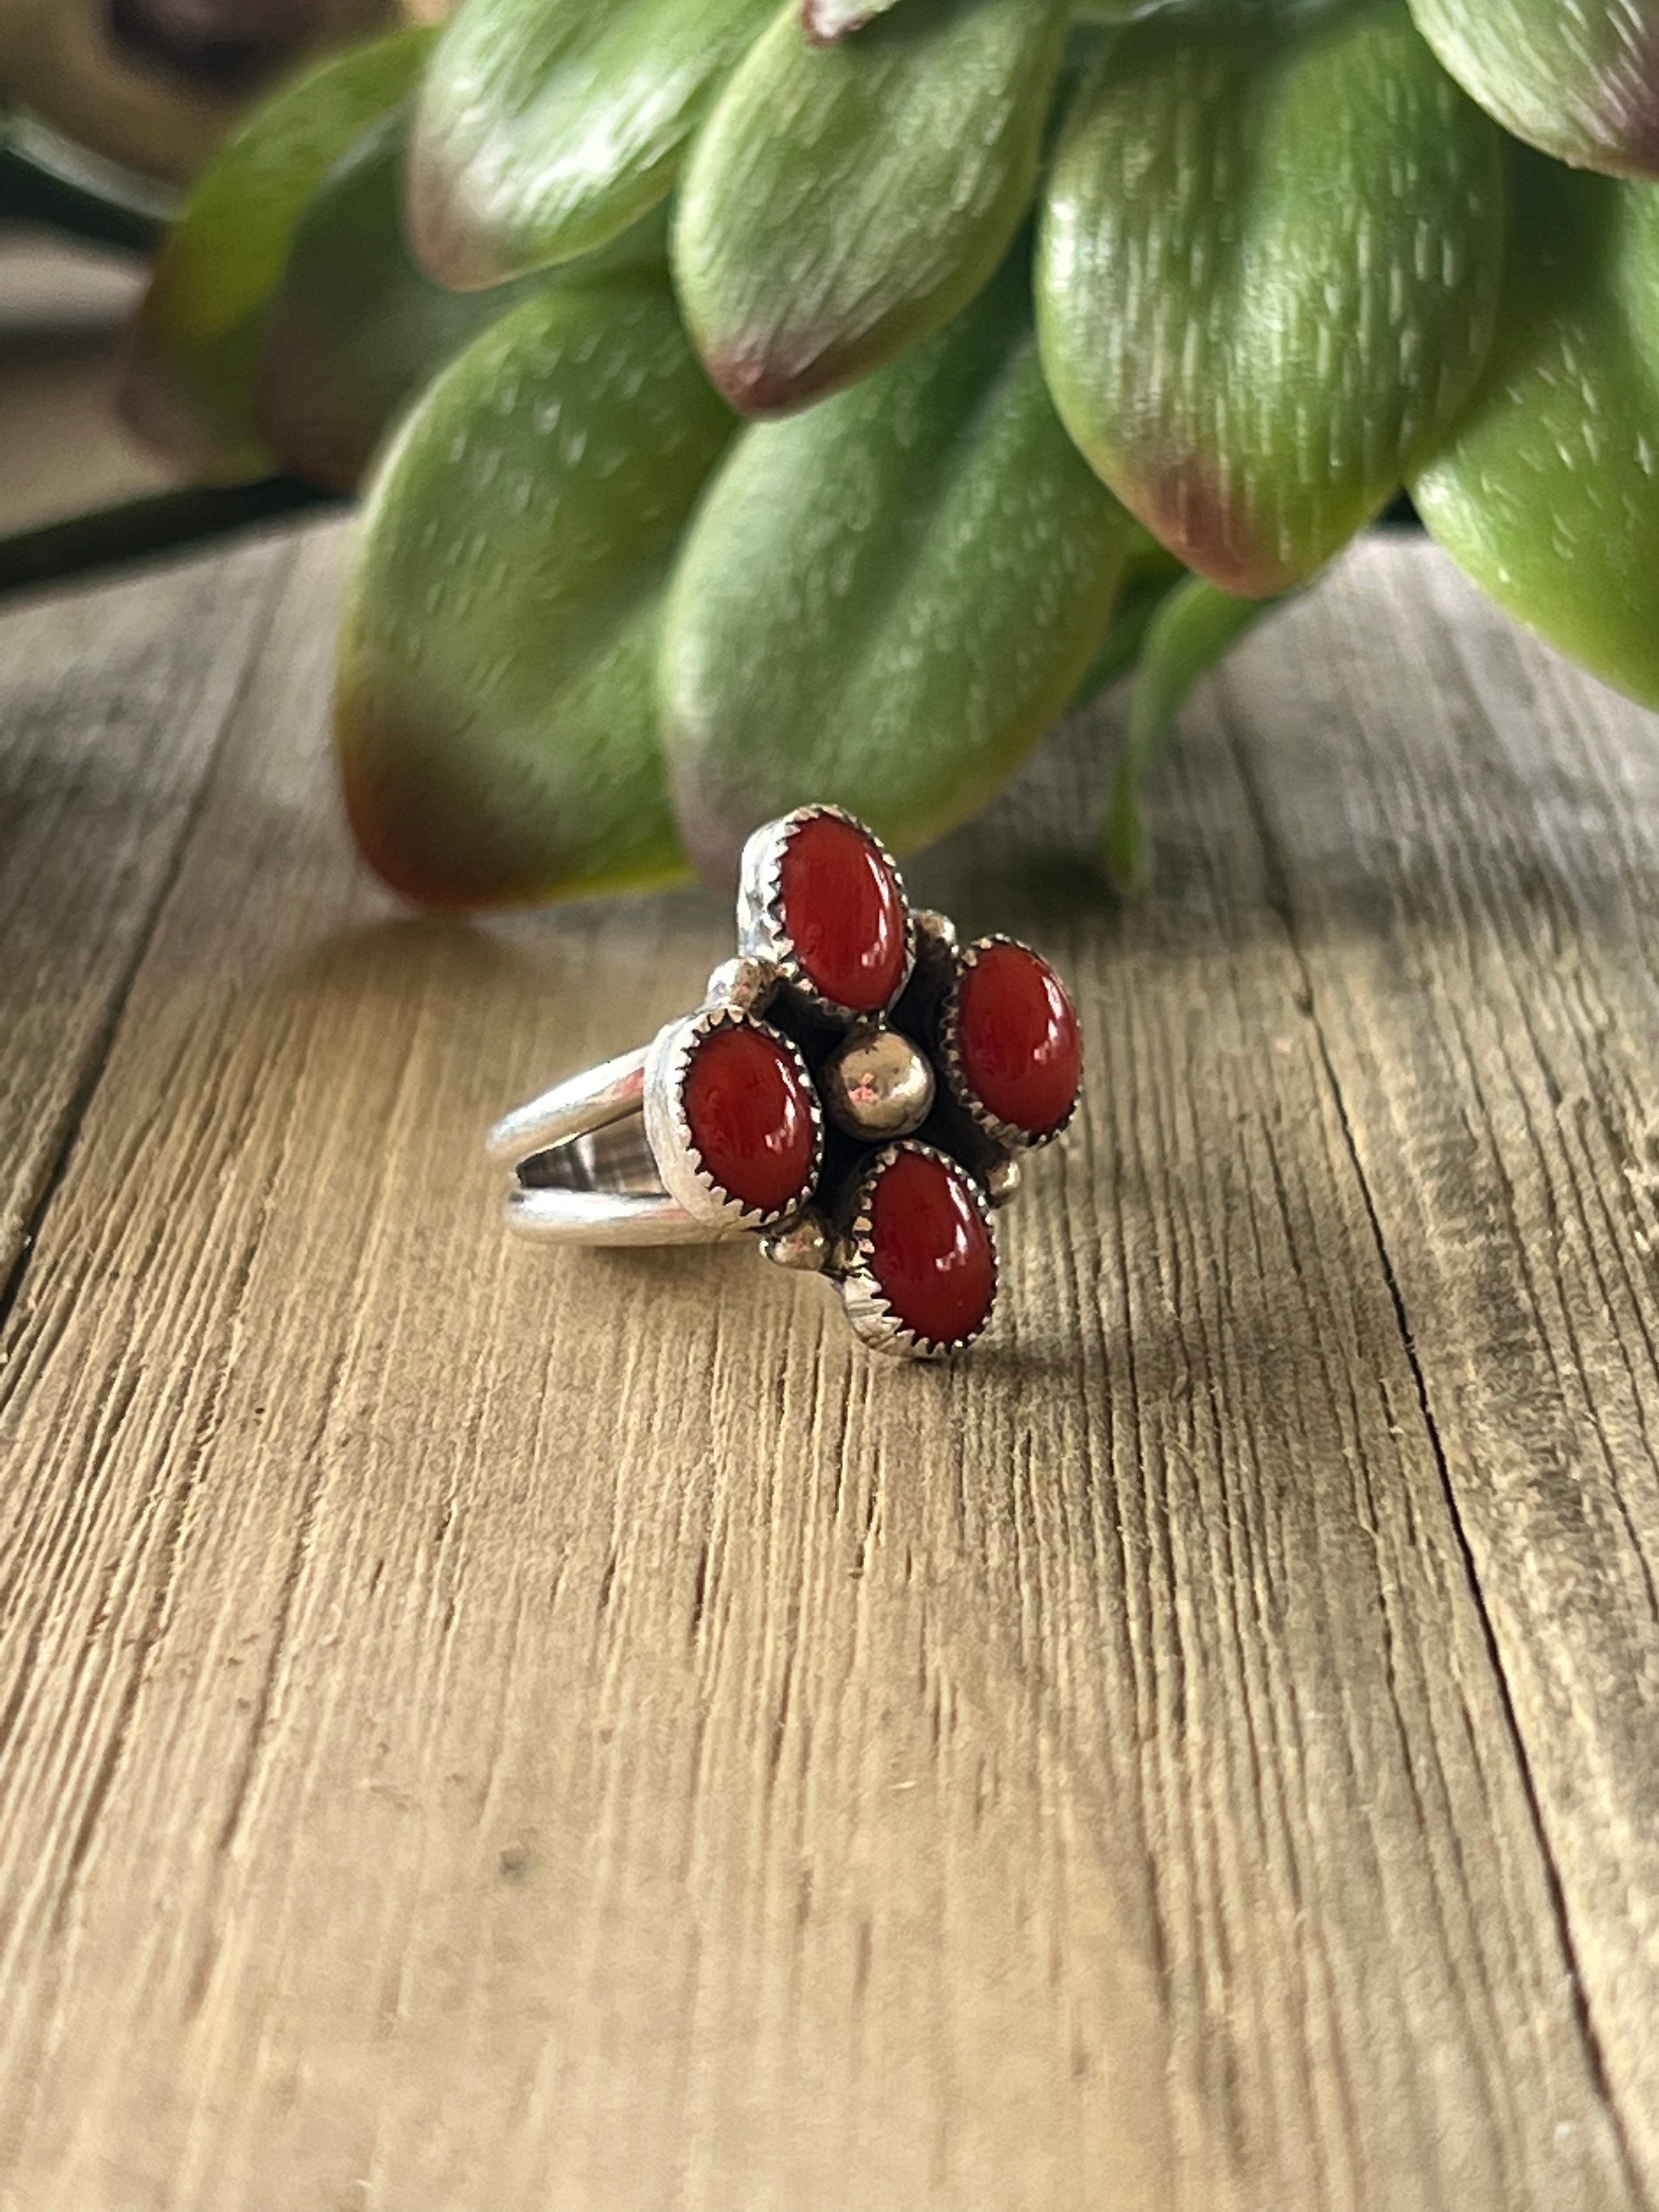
[[487, 1035, 731, 1248]]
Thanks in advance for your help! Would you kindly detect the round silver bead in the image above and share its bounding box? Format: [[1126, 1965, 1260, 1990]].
[[985, 1156, 1023, 1207], [760, 1212, 831, 1273], [821, 1025, 935, 1142], [704, 954, 776, 1013]]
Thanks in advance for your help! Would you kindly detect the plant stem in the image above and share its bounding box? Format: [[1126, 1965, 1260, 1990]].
[[1102, 577, 1285, 893]]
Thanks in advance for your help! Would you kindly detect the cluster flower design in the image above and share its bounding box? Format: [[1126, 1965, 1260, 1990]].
[[645, 806, 1081, 1358]]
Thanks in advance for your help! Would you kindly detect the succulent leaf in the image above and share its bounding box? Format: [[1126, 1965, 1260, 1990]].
[[256, 112, 509, 490], [256, 114, 666, 491], [337, 281, 732, 907], [801, 0, 903, 43], [409, 0, 775, 289], [1412, 148, 1659, 709], [658, 263, 1140, 883], [1410, 0, 1659, 179], [1102, 578, 1284, 893], [674, 0, 1070, 415], [120, 24, 432, 478], [1037, 3, 1505, 594]]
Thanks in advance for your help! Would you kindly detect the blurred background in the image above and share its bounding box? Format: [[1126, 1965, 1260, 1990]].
[[1, 228, 162, 534], [0, 0, 404, 541]]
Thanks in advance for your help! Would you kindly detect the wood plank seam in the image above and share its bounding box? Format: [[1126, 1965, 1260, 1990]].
[[1216, 676, 1656, 2212], [1425, 613, 1659, 1652], [0, 548, 296, 1345], [919, 687, 1634, 2205]]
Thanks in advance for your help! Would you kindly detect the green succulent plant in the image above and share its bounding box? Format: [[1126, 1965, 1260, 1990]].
[[103, 0, 1659, 901]]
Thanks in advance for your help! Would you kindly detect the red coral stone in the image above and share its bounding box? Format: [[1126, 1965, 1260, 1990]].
[[867, 1149, 996, 1346], [684, 1024, 816, 1214], [778, 812, 907, 1012], [956, 941, 1081, 1138]]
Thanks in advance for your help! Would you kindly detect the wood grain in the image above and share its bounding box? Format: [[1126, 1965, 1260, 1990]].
[[0, 524, 1655, 2211], [0, 538, 291, 1277], [1219, 544, 1659, 2193]]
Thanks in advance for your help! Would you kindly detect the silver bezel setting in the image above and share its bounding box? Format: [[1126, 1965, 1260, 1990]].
[[644, 1002, 824, 1234], [736, 803, 916, 1023], [837, 1141, 999, 1361], [936, 934, 1081, 1154]]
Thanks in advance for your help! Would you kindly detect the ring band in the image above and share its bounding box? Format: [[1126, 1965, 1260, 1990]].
[[488, 806, 1082, 1358], [486, 1045, 703, 1245]]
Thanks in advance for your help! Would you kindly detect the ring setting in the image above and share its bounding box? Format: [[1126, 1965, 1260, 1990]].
[[489, 805, 1082, 1359]]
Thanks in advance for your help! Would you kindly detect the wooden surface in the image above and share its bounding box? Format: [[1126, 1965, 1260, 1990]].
[[2, 524, 1658, 2212]]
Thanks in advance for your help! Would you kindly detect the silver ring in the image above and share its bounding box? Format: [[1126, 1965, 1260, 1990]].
[[488, 806, 1082, 1358]]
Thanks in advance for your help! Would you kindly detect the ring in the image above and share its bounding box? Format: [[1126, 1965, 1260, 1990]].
[[487, 806, 1081, 1359]]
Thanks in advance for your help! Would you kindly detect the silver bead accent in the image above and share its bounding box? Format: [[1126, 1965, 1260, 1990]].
[[760, 1212, 830, 1273], [985, 1156, 1023, 1207], [704, 955, 776, 1013], [821, 1026, 935, 1142], [913, 907, 958, 951]]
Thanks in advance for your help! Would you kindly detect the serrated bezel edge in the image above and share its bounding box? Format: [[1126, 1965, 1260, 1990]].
[[936, 934, 1081, 1154], [645, 1005, 825, 1235], [837, 1140, 999, 1361], [737, 803, 917, 1024]]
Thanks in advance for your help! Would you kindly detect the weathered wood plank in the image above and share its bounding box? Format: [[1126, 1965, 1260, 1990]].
[[1218, 539, 1659, 2197], [0, 527, 1211, 2212], [0, 538, 291, 1280], [0, 524, 1650, 2210], [915, 714, 1643, 2209]]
